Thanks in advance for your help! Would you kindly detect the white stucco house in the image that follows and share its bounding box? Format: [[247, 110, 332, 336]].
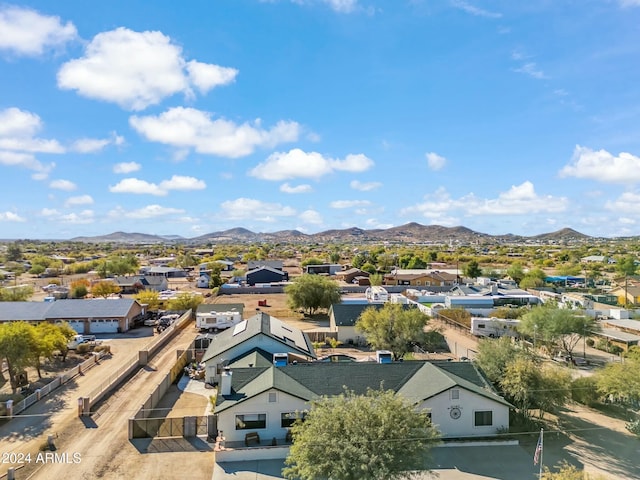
[[214, 360, 511, 456]]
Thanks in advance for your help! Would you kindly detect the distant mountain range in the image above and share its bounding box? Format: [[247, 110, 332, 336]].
[[68, 224, 593, 245]]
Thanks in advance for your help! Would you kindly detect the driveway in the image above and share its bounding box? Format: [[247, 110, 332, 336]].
[[213, 444, 549, 480]]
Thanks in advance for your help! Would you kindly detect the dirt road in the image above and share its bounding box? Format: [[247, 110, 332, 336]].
[[1, 325, 212, 480]]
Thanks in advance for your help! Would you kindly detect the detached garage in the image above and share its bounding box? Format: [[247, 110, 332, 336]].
[[0, 299, 144, 334]]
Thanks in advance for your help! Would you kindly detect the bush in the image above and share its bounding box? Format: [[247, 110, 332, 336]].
[[626, 418, 640, 437], [586, 338, 595, 347], [571, 377, 600, 406], [76, 343, 91, 354], [94, 344, 111, 354]]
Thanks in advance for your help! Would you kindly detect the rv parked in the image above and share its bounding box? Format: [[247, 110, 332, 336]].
[[470, 318, 520, 338], [195, 310, 243, 332]]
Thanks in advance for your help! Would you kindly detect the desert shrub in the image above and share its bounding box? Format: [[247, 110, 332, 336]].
[[76, 343, 91, 354], [571, 377, 600, 406]]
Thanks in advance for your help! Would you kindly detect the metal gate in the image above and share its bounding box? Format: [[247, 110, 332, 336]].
[[130, 415, 216, 439]]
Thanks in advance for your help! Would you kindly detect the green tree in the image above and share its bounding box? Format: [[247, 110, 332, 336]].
[[463, 260, 482, 280], [369, 273, 383, 286], [518, 305, 598, 361], [301, 257, 325, 267], [356, 303, 430, 360], [506, 261, 525, 284], [285, 274, 341, 316], [0, 322, 38, 393], [283, 388, 440, 480], [595, 357, 640, 405], [167, 292, 203, 312], [500, 356, 541, 416], [0, 285, 33, 301], [6, 244, 22, 262], [541, 461, 607, 479], [31, 323, 76, 377], [91, 281, 121, 298], [135, 290, 161, 311], [474, 336, 530, 385], [361, 262, 377, 274]]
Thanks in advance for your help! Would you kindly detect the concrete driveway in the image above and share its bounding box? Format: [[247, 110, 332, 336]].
[[213, 444, 551, 480]]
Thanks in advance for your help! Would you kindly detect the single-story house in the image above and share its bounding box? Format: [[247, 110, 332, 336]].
[[247, 260, 284, 271], [0, 298, 145, 334], [384, 271, 457, 287], [304, 264, 342, 275], [114, 275, 168, 293], [202, 312, 316, 385], [334, 268, 369, 284], [609, 286, 640, 306], [328, 302, 418, 343], [246, 266, 288, 286], [139, 266, 188, 278], [214, 360, 511, 449]]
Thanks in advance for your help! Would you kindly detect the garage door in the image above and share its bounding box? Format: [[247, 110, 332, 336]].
[[89, 319, 119, 333], [67, 320, 85, 334]]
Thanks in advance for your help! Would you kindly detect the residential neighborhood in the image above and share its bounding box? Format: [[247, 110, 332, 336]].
[[1, 233, 640, 480]]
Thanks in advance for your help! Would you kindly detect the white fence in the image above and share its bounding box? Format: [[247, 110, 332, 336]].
[[4, 309, 193, 418], [8, 351, 107, 416]]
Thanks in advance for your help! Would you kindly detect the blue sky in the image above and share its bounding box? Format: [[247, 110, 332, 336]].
[[1, 0, 640, 239]]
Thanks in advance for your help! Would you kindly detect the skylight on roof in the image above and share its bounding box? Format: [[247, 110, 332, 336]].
[[233, 320, 248, 336]]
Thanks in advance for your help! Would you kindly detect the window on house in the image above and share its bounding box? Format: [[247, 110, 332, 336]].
[[416, 281, 421, 285], [268, 392, 277, 403], [450, 389, 460, 400], [281, 412, 307, 428], [235, 414, 266, 430], [474, 411, 493, 427]]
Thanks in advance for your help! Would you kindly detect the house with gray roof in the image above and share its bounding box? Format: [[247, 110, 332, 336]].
[[214, 360, 511, 452], [202, 312, 316, 384], [0, 298, 144, 334], [328, 302, 418, 343]]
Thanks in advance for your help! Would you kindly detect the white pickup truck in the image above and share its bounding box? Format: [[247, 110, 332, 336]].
[[67, 334, 101, 350]]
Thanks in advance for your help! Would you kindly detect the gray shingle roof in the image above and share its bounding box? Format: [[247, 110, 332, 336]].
[[216, 360, 511, 413], [201, 312, 316, 363], [0, 299, 139, 321], [329, 302, 416, 327]]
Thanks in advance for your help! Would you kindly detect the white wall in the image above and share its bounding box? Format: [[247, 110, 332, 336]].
[[205, 336, 309, 383], [216, 389, 308, 444], [419, 389, 509, 438]]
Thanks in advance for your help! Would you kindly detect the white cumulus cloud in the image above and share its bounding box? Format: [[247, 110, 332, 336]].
[[0, 108, 64, 153], [130, 107, 300, 158], [108, 204, 185, 219], [0, 5, 77, 56], [64, 195, 94, 207], [401, 182, 567, 220], [0, 211, 26, 222], [560, 145, 640, 183], [220, 198, 296, 221], [158, 175, 206, 191], [71, 132, 124, 153], [250, 148, 373, 181], [426, 152, 447, 171], [186, 60, 238, 94], [605, 192, 640, 213], [350, 180, 381, 191], [330, 200, 372, 209], [60, 210, 94, 224], [299, 209, 323, 224], [49, 179, 77, 191], [109, 175, 206, 196], [57, 28, 237, 110], [113, 162, 141, 174], [280, 183, 313, 194]]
